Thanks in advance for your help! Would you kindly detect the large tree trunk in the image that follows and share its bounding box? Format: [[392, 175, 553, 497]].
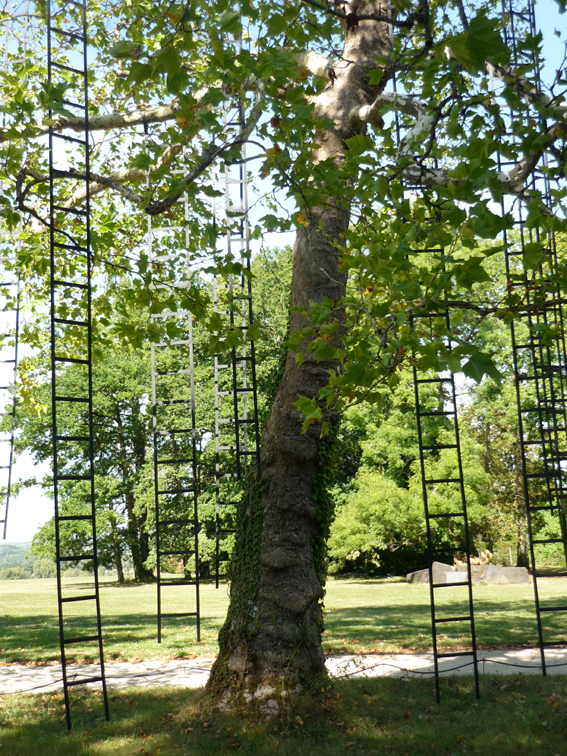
[[207, 3, 390, 708]]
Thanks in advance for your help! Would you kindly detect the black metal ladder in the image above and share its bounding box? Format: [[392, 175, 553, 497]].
[[47, 0, 108, 729], [148, 144, 201, 644], [213, 96, 261, 588], [411, 294, 479, 703], [504, 244, 567, 672], [498, 0, 567, 673]]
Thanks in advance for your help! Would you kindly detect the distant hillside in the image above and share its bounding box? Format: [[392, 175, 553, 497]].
[[0, 542, 32, 564]]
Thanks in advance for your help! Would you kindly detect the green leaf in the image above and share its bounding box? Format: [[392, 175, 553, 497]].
[[109, 41, 141, 60], [522, 242, 544, 270], [345, 134, 374, 156], [447, 12, 508, 73], [462, 352, 503, 384]]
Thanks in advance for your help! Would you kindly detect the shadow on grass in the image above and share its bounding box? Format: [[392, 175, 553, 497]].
[[322, 597, 548, 652], [0, 612, 213, 664], [1, 675, 567, 756]]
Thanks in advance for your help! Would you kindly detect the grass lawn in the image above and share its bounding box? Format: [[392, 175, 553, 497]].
[[0, 575, 565, 664], [1, 675, 567, 756]]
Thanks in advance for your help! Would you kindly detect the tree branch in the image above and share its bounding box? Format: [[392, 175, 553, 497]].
[[294, 51, 335, 82], [0, 101, 185, 143], [145, 88, 265, 216]]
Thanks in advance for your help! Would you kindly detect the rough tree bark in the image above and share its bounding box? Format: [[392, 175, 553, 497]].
[[207, 2, 391, 708]]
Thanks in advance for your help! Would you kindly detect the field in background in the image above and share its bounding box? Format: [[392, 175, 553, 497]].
[[1, 575, 565, 665]]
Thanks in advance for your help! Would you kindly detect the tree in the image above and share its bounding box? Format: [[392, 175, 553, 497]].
[[1, 0, 567, 708]]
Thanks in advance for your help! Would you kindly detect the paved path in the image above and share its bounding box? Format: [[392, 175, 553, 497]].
[[1, 648, 567, 696]]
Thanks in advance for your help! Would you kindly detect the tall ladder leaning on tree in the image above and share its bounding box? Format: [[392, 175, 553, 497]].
[[148, 135, 201, 644], [0, 3, 27, 540], [212, 27, 261, 589], [387, 0, 480, 703], [46, 0, 109, 729], [498, 0, 567, 673]]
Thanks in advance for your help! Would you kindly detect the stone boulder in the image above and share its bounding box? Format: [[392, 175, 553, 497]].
[[406, 562, 530, 585], [484, 565, 530, 584], [406, 562, 456, 584]]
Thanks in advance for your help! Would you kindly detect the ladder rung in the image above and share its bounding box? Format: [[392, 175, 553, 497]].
[[157, 458, 192, 465], [158, 549, 195, 556], [53, 239, 87, 255], [428, 511, 464, 519], [535, 571, 567, 578], [50, 60, 85, 76], [416, 377, 452, 384], [51, 133, 87, 148], [53, 317, 88, 327], [159, 518, 195, 526], [533, 538, 563, 545], [56, 395, 89, 403], [159, 580, 197, 587], [435, 615, 472, 624], [56, 435, 90, 442], [419, 410, 454, 417], [61, 98, 87, 110], [49, 25, 85, 42], [59, 554, 94, 562], [62, 635, 100, 645], [57, 515, 92, 522], [158, 488, 194, 495], [155, 429, 194, 435], [539, 606, 567, 613], [159, 612, 198, 617], [425, 478, 461, 485], [422, 444, 457, 450], [56, 474, 92, 481], [54, 357, 89, 365], [53, 202, 87, 215], [155, 399, 190, 405], [66, 676, 103, 687], [53, 279, 88, 290], [61, 594, 97, 603]]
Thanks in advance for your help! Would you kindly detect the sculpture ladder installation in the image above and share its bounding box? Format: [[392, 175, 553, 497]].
[[386, 1, 480, 702], [498, 0, 567, 674], [148, 138, 201, 644], [47, 0, 109, 728], [410, 257, 480, 704], [213, 44, 261, 589]]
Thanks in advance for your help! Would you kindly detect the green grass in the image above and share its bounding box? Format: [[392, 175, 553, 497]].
[[0, 575, 565, 664], [1, 675, 567, 756]]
